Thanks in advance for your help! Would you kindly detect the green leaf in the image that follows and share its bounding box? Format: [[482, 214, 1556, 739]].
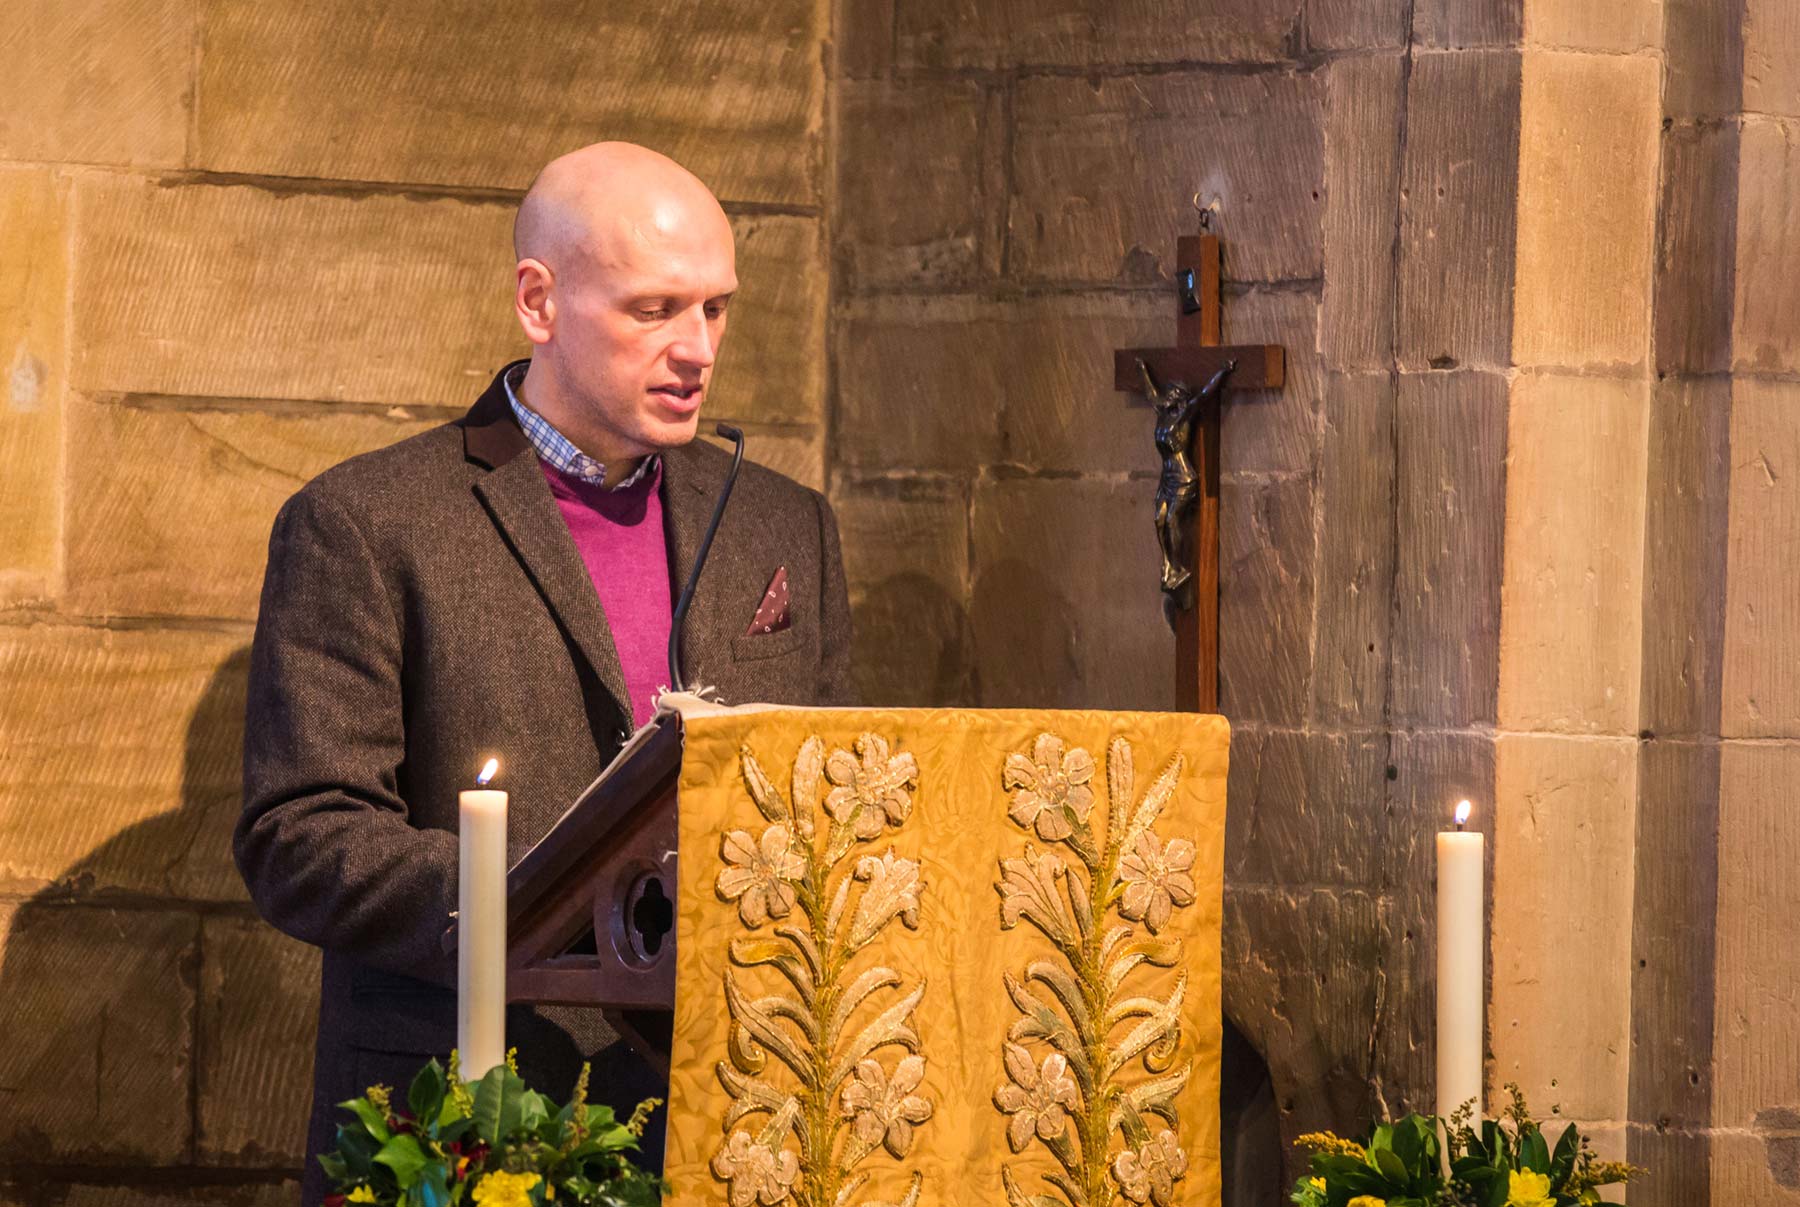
[[334, 1125, 381, 1176], [374, 1133, 428, 1189], [1391, 1118, 1426, 1172], [417, 1162, 451, 1207], [471, 1065, 527, 1144], [317, 1151, 350, 1184], [1372, 1147, 1409, 1184], [1551, 1121, 1581, 1178], [341, 1097, 392, 1142], [1521, 1126, 1550, 1174], [408, 1059, 446, 1128], [517, 1089, 550, 1137], [1482, 1168, 1510, 1207]]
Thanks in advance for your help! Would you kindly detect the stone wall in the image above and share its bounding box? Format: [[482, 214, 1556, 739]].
[[0, 1, 828, 1199], [829, 0, 1485, 1171]]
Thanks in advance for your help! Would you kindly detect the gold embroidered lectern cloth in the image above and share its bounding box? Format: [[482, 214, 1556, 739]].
[[665, 708, 1229, 1207]]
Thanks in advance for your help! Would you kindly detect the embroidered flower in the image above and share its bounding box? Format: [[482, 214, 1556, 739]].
[[1112, 1129, 1188, 1205], [1003, 734, 1096, 841], [471, 1170, 541, 1207], [993, 1043, 1080, 1152], [824, 733, 919, 839], [847, 850, 925, 946], [711, 1130, 801, 1207], [715, 824, 805, 927], [1118, 829, 1197, 933], [840, 1054, 934, 1157], [995, 847, 1075, 944], [1506, 1169, 1555, 1207]]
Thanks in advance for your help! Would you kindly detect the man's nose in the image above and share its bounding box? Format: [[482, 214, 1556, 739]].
[[668, 306, 716, 369]]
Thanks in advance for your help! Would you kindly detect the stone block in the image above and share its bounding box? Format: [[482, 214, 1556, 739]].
[[833, 292, 1165, 476], [836, 0, 895, 79], [1372, 894, 1434, 1118], [1222, 887, 1382, 1155], [1733, 118, 1800, 376], [1391, 371, 1506, 727], [1220, 287, 1321, 477], [895, 0, 1303, 69], [1628, 1127, 1713, 1207], [1322, 53, 1405, 370], [1498, 373, 1650, 735], [1008, 71, 1323, 286], [1513, 51, 1660, 372], [1713, 743, 1800, 1130], [829, 477, 973, 707], [1490, 734, 1637, 1121], [703, 425, 823, 493], [834, 80, 1002, 289], [197, 916, 320, 1166], [69, 176, 822, 425], [1630, 740, 1720, 1135], [1744, 0, 1800, 118], [1523, 0, 1661, 52], [1713, 1129, 1800, 1207], [0, 167, 69, 606], [1640, 378, 1731, 737], [1413, 0, 1522, 48], [1396, 51, 1521, 371], [1656, 123, 1742, 377], [1311, 373, 1395, 728], [1224, 728, 1385, 889], [0, 0, 193, 167], [1722, 379, 1800, 738], [194, 0, 823, 205], [970, 476, 1173, 710], [1219, 474, 1315, 726], [64, 398, 436, 621], [1307, 0, 1407, 50], [0, 624, 250, 902], [1663, 0, 1746, 121], [0, 902, 197, 1162]]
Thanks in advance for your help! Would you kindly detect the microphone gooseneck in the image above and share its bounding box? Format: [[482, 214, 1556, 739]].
[[668, 423, 746, 693]]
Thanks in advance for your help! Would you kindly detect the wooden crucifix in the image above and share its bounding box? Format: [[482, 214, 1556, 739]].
[[1112, 234, 1285, 714]]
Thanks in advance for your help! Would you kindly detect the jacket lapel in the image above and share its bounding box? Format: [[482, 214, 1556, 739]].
[[660, 440, 730, 690], [461, 365, 633, 726]]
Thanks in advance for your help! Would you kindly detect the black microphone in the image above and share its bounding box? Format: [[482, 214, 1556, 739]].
[[668, 423, 746, 693]]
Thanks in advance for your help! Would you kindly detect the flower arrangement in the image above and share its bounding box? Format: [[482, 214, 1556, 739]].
[[1289, 1086, 1642, 1207], [321, 1049, 664, 1207]]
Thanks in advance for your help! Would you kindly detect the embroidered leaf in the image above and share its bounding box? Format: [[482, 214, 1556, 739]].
[[1105, 973, 1185, 1079], [755, 992, 820, 1046], [1106, 735, 1133, 838], [791, 735, 824, 839], [1120, 754, 1184, 855], [1104, 937, 1182, 995], [774, 925, 821, 984], [741, 745, 789, 825], [828, 981, 924, 1089], [1064, 864, 1093, 940], [825, 870, 857, 939], [724, 971, 813, 1086], [826, 966, 903, 1049], [719, 1063, 800, 1132], [1025, 959, 1094, 1039], [863, 1170, 924, 1207], [730, 937, 815, 1004]]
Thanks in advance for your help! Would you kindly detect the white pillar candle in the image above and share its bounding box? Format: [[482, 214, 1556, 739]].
[[1436, 799, 1485, 1128], [458, 758, 507, 1081]]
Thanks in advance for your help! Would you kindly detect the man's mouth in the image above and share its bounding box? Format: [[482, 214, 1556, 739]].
[[650, 383, 702, 405]]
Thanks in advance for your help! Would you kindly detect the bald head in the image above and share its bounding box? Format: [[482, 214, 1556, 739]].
[[513, 142, 731, 278]]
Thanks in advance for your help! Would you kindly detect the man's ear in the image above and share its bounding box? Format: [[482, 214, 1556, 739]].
[[515, 259, 555, 345]]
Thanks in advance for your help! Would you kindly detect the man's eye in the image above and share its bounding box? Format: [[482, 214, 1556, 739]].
[[705, 303, 728, 319], [637, 307, 670, 321]]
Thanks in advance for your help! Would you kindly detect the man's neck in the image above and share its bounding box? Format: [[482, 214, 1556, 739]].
[[518, 359, 648, 488]]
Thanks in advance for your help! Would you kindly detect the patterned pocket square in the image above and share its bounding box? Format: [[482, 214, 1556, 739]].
[[745, 566, 791, 635]]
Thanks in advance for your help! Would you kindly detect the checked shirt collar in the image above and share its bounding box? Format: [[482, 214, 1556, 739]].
[[502, 361, 659, 490]]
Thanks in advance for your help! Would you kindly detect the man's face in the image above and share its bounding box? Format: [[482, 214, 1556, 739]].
[[548, 205, 737, 457]]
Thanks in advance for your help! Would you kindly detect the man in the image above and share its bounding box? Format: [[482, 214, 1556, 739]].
[[235, 143, 854, 1203]]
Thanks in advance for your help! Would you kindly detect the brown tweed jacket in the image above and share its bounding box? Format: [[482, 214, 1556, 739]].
[[235, 363, 854, 1201]]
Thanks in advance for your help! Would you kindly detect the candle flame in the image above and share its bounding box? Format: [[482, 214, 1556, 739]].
[[1454, 799, 1473, 829], [477, 758, 499, 787]]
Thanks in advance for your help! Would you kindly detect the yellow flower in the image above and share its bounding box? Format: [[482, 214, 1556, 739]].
[[1347, 1196, 1387, 1207], [347, 1190, 378, 1205], [1507, 1169, 1555, 1207], [472, 1170, 542, 1207], [1309, 1177, 1325, 1191]]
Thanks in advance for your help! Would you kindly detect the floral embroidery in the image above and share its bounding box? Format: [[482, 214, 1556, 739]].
[[716, 735, 930, 1207], [841, 1055, 933, 1158], [712, 1131, 801, 1207], [716, 824, 806, 927], [994, 734, 1197, 1207]]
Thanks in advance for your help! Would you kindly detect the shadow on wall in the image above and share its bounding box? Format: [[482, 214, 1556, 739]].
[[0, 646, 309, 1199]]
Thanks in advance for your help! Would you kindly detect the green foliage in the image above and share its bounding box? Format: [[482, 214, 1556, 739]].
[[321, 1051, 666, 1207], [1289, 1087, 1643, 1207]]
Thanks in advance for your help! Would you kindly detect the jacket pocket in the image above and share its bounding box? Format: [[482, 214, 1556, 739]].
[[730, 625, 805, 663]]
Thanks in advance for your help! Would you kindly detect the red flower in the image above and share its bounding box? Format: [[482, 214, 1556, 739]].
[[323, 1196, 347, 1207]]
